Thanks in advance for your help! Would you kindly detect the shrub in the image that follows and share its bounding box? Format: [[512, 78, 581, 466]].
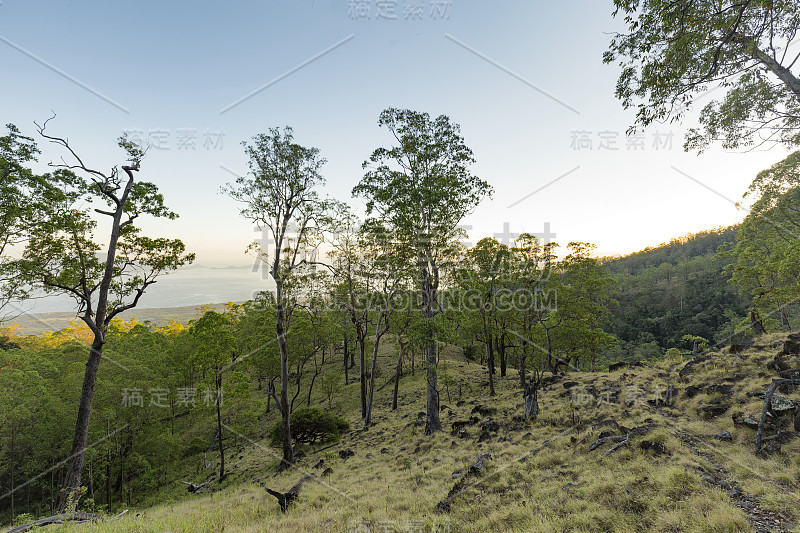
[[184, 437, 207, 457], [270, 407, 350, 446], [462, 344, 477, 360]]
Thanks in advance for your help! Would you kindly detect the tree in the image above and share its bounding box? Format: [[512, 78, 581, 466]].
[[353, 108, 492, 435], [720, 151, 800, 330], [18, 118, 194, 509], [605, 0, 800, 151], [0, 124, 75, 321], [223, 126, 328, 469], [462, 237, 513, 396], [189, 310, 238, 482]]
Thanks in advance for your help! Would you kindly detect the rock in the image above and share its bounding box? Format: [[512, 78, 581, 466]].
[[562, 381, 580, 389], [338, 449, 355, 460], [770, 394, 796, 415], [608, 362, 627, 372], [471, 405, 496, 417], [456, 428, 468, 439], [451, 471, 462, 479], [312, 459, 324, 469], [451, 417, 478, 431], [684, 385, 702, 398], [757, 441, 783, 456], [729, 340, 754, 354], [706, 384, 734, 395], [639, 440, 668, 455], [699, 404, 730, 418], [468, 452, 492, 475], [591, 419, 620, 431], [778, 369, 800, 380], [480, 421, 500, 432], [598, 430, 614, 439], [679, 355, 709, 377], [780, 334, 800, 355], [749, 392, 797, 415], [733, 414, 761, 430], [478, 431, 492, 443]]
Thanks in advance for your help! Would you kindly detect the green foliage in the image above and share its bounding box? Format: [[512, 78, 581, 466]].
[[269, 407, 349, 446], [606, 227, 749, 348], [605, 0, 800, 151], [720, 152, 800, 332]]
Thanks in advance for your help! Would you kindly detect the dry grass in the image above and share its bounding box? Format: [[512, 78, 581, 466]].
[[40, 336, 800, 532]]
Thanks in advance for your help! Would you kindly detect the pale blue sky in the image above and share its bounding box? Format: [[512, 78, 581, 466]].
[[1, 0, 794, 312]]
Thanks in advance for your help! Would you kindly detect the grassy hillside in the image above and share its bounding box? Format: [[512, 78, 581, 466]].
[[36, 334, 800, 533]]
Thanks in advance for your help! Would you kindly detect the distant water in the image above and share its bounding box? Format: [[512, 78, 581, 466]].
[[17, 266, 274, 314]]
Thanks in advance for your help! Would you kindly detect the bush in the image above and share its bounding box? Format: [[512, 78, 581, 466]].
[[462, 344, 477, 360], [184, 437, 207, 457], [270, 407, 350, 446]]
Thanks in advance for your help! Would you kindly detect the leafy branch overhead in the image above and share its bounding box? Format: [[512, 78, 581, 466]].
[[606, 0, 800, 151]]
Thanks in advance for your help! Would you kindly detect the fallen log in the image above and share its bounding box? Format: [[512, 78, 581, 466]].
[[5, 510, 128, 533], [179, 480, 212, 493], [588, 426, 654, 456], [264, 473, 316, 512], [436, 452, 492, 513]]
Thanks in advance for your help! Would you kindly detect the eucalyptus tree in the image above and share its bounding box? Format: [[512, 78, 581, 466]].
[[326, 206, 371, 418], [462, 237, 512, 396], [223, 126, 328, 469], [512, 233, 557, 387], [605, 0, 800, 151], [18, 118, 194, 509], [363, 239, 410, 427], [189, 310, 238, 482], [354, 108, 492, 435]]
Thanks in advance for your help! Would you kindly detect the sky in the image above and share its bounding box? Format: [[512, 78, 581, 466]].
[[1, 0, 795, 313]]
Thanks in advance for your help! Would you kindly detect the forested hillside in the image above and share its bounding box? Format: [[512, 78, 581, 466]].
[[603, 227, 750, 361]]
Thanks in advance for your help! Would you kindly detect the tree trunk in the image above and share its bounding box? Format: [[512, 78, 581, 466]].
[[11, 426, 15, 523], [343, 333, 349, 385], [215, 376, 226, 481], [306, 356, 320, 407], [524, 369, 540, 420], [499, 334, 507, 377], [60, 338, 104, 510], [481, 309, 495, 396], [751, 310, 768, 336], [424, 341, 441, 434], [392, 336, 404, 410], [364, 342, 380, 426], [486, 339, 495, 396], [358, 332, 367, 419], [275, 285, 294, 470], [106, 432, 111, 513]]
